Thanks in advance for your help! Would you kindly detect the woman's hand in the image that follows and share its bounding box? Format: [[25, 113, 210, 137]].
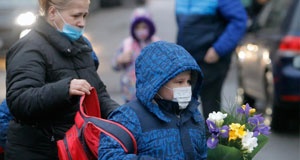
[[69, 79, 92, 96], [204, 47, 219, 64]]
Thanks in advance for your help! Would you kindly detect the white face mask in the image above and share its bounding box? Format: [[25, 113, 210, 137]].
[[164, 86, 192, 110]]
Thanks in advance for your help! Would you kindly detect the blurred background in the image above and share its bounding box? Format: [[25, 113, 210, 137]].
[[0, 0, 299, 159]]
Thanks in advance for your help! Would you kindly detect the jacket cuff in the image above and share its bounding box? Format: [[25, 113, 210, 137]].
[[213, 43, 226, 57], [54, 77, 74, 103]]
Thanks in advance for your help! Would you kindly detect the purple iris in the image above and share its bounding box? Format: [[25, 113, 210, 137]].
[[253, 124, 271, 137], [248, 114, 271, 136], [219, 125, 229, 138], [206, 120, 229, 148], [207, 120, 220, 136], [236, 103, 252, 117], [248, 114, 264, 126], [207, 135, 219, 149], [258, 125, 271, 135]]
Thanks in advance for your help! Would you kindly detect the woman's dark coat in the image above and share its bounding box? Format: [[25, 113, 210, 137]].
[[5, 17, 119, 159]]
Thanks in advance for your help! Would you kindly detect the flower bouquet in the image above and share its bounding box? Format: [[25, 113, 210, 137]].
[[206, 104, 271, 160]]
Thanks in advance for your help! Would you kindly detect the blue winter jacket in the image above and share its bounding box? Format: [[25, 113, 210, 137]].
[[0, 36, 99, 150], [176, 0, 247, 61], [98, 41, 207, 160], [0, 100, 12, 149]]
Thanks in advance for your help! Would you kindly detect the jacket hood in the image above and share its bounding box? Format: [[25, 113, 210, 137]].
[[135, 41, 203, 121], [130, 8, 156, 41]]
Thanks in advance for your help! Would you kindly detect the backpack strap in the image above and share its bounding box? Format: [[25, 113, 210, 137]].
[[84, 117, 137, 154], [79, 88, 137, 156]]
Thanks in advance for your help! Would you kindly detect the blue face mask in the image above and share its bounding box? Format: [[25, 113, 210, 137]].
[[54, 10, 85, 41]]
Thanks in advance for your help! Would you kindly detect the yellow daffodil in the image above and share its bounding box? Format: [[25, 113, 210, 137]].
[[249, 108, 256, 114], [242, 105, 246, 110], [229, 123, 247, 141]]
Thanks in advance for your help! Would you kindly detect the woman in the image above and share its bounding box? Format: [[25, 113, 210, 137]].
[[5, 0, 119, 159]]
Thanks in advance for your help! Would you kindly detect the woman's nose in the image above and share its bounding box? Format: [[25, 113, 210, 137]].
[[77, 18, 85, 28]]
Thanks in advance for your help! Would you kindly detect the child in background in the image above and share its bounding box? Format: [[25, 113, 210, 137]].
[[99, 41, 207, 160], [112, 8, 159, 102]]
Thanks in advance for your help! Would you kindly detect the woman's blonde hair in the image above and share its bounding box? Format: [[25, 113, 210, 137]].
[[38, 0, 71, 16]]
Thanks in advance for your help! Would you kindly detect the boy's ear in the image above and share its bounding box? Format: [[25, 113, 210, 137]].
[[191, 70, 198, 88]]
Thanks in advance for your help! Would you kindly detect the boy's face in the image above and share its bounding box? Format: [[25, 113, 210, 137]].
[[157, 71, 191, 100]]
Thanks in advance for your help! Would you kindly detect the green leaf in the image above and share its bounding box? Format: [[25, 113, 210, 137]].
[[223, 113, 240, 125], [207, 144, 244, 160]]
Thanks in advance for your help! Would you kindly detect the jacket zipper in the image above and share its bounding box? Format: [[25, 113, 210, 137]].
[[177, 113, 186, 160]]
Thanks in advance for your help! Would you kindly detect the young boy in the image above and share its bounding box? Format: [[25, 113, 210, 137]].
[[112, 8, 159, 102], [99, 41, 207, 159]]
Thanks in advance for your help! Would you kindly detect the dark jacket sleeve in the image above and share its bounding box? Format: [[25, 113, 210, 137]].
[[96, 77, 119, 119], [6, 49, 74, 122], [213, 0, 248, 56]]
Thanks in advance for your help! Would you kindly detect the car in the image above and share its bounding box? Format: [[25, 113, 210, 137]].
[[0, 0, 38, 55], [236, 0, 300, 131]]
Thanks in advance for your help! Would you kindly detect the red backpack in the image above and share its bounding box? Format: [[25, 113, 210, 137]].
[[57, 88, 137, 160]]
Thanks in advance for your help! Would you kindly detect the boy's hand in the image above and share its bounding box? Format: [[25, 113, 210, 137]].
[[69, 79, 92, 96], [204, 47, 219, 64]]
